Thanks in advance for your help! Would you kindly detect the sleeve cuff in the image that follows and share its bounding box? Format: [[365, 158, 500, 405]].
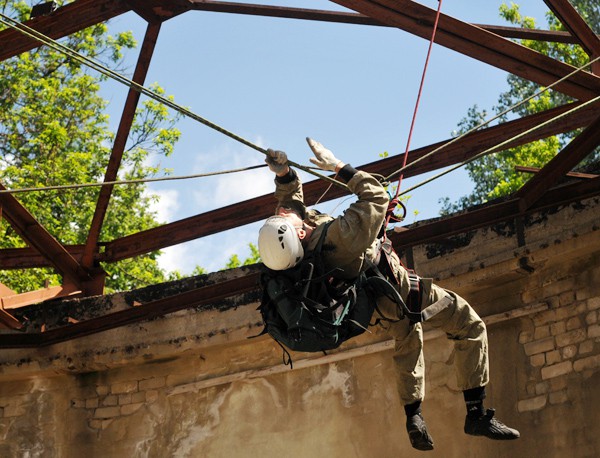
[[275, 168, 297, 184], [337, 164, 358, 183]]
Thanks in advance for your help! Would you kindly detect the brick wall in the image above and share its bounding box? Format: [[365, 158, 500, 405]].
[[0, 197, 599, 457]]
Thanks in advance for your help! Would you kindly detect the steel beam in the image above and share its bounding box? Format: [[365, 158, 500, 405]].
[[0, 182, 91, 284], [544, 0, 600, 57], [0, 271, 260, 348], [1, 101, 597, 268], [0, 0, 130, 61], [0, 246, 88, 270], [1, 176, 599, 347], [1, 283, 82, 310], [515, 114, 600, 211], [100, 101, 600, 263], [332, 0, 600, 100], [0, 0, 590, 64], [515, 165, 598, 179], [389, 175, 600, 249], [82, 22, 162, 268]]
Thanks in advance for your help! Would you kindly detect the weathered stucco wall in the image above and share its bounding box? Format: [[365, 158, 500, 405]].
[[1, 196, 599, 457]]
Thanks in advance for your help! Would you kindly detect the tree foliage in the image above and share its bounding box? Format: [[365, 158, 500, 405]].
[[223, 243, 261, 270], [441, 1, 600, 214], [0, 0, 182, 293]]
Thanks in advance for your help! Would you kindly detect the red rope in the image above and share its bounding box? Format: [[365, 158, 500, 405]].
[[386, 0, 444, 227]]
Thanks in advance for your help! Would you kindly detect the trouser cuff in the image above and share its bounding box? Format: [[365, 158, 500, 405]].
[[463, 386, 486, 403], [404, 400, 422, 417]]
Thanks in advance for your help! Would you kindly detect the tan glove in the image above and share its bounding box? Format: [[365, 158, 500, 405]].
[[265, 149, 289, 175], [306, 137, 344, 172]]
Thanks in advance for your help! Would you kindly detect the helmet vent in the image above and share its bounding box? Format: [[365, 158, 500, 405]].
[[278, 225, 288, 248]]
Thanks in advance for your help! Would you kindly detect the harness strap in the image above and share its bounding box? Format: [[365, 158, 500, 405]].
[[406, 271, 421, 317], [372, 237, 452, 323]]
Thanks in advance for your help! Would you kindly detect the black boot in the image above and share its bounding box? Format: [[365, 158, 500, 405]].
[[464, 408, 520, 440], [406, 412, 434, 451]]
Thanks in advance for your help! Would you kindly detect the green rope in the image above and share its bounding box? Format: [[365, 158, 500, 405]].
[[0, 164, 269, 194], [398, 93, 600, 197], [0, 13, 348, 191], [385, 54, 600, 183]]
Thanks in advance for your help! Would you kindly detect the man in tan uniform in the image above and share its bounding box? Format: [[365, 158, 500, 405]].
[[258, 138, 520, 451]]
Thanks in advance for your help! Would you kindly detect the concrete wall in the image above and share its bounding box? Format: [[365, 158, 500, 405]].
[[0, 196, 599, 457]]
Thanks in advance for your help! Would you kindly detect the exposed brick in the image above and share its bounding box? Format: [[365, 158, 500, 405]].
[[96, 385, 109, 396], [102, 420, 114, 430], [519, 330, 534, 344], [131, 392, 146, 404], [517, 395, 547, 412], [530, 353, 545, 367], [111, 381, 138, 394], [534, 325, 550, 340], [521, 288, 543, 304], [558, 291, 575, 307], [579, 340, 594, 355], [555, 304, 578, 321], [566, 317, 582, 331], [543, 279, 574, 298], [535, 382, 549, 395], [94, 406, 120, 419], [576, 289, 591, 301], [556, 329, 586, 347], [85, 398, 99, 409], [546, 296, 560, 309], [550, 322, 566, 336], [573, 354, 600, 372], [588, 324, 600, 339], [120, 403, 143, 416], [585, 311, 598, 325], [118, 394, 132, 405], [89, 420, 103, 430], [549, 390, 569, 405], [549, 376, 568, 392], [102, 395, 118, 407], [525, 381, 537, 396], [541, 361, 573, 380], [139, 377, 166, 391], [545, 350, 561, 365], [588, 297, 600, 311], [524, 337, 555, 356], [533, 309, 557, 326], [561, 345, 577, 359]]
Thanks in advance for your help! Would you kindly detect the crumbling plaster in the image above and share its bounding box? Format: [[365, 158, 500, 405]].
[[0, 196, 599, 457]]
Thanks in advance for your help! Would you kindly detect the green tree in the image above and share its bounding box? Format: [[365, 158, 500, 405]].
[[0, 0, 182, 293], [441, 1, 599, 214], [223, 243, 261, 270]]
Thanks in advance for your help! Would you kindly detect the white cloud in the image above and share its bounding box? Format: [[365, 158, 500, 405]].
[[156, 244, 190, 273], [190, 138, 274, 211], [147, 188, 180, 223]]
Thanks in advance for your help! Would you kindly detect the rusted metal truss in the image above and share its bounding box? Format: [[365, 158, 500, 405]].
[[0, 0, 599, 344]]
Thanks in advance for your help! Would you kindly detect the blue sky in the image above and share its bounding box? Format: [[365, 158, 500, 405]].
[[101, 1, 553, 274]]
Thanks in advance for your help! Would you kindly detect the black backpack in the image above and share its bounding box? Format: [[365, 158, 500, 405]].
[[258, 222, 405, 360]]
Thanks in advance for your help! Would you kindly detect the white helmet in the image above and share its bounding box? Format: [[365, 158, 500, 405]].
[[258, 216, 304, 270]]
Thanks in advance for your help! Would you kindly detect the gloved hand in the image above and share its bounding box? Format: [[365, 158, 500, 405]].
[[265, 149, 289, 175], [306, 137, 344, 172]]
